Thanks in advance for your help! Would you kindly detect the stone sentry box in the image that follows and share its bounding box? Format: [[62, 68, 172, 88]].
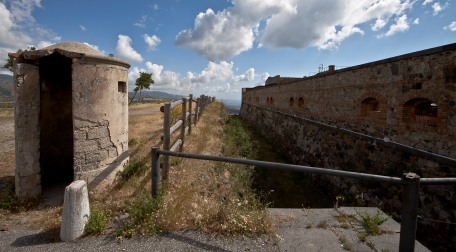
[[10, 42, 130, 198]]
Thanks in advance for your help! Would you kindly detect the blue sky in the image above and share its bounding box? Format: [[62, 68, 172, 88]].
[[1, 0, 455, 100]]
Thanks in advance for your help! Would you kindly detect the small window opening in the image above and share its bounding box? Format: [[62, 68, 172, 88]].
[[415, 101, 438, 117], [298, 97, 304, 108], [361, 97, 380, 116], [118, 81, 127, 93], [289, 97, 294, 107], [403, 98, 438, 128]]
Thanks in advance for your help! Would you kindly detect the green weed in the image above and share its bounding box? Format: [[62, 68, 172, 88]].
[[117, 192, 163, 239], [118, 159, 147, 181], [85, 207, 110, 234], [358, 210, 388, 236]]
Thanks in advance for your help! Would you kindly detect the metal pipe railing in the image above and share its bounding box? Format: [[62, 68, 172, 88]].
[[151, 147, 456, 252]]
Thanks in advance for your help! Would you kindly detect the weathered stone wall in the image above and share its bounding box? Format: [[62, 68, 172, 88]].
[[72, 62, 129, 189], [240, 44, 456, 248], [242, 44, 456, 158], [13, 42, 130, 197], [13, 63, 41, 197]]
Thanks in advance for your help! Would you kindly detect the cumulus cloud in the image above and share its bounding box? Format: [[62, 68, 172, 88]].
[[128, 60, 257, 98], [444, 21, 456, 31], [176, 1, 294, 61], [431, 2, 446, 16], [143, 34, 161, 50], [262, 72, 270, 81], [381, 14, 410, 37], [116, 35, 143, 63], [0, 0, 58, 69], [177, 0, 418, 59], [422, 0, 433, 5], [413, 18, 420, 24]]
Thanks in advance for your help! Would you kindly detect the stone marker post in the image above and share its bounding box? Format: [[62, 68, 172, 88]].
[[60, 180, 90, 241]]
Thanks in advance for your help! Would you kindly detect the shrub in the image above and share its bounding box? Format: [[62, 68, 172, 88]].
[[118, 159, 147, 181], [85, 208, 110, 234]]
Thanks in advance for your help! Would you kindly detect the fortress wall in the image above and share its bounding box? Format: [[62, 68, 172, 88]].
[[240, 44, 456, 246], [242, 43, 456, 158]]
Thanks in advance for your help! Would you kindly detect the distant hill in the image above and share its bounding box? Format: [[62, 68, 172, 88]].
[[0, 74, 13, 101], [128, 90, 184, 101]]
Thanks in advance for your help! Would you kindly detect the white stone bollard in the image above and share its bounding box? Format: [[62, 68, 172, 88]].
[[60, 180, 90, 241]]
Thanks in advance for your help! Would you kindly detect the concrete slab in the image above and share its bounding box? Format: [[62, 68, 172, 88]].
[[268, 207, 431, 252]]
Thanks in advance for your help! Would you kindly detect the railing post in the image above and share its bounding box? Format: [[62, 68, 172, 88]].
[[188, 94, 193, 134], [195, 98, 200, 122], [399, 172, 420, 252], [180, 97, 187, 151], [162, 102, 171, 180], [151, 147, 161, 197]]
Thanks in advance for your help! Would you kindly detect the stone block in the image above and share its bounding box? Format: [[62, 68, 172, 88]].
[[87, 126, 109, 140], [60, 180, 90, 241]]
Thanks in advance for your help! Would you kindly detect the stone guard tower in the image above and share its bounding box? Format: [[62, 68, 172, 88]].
[[11, 42, 130, 197]]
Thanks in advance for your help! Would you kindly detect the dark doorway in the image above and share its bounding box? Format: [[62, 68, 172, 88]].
[[39, 53, 74, 189]]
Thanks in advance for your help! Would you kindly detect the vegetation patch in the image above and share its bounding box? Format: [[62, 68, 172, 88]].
[[118, 159, 147, 181], [358, 210, 388, 236], [117, 192, 163, 239], [85, 207, 110, 235]]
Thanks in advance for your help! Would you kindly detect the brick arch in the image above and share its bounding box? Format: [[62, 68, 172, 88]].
[[398, 90, 448, 132], [356, 91, 387, 123], [289, 97, 295, 107]]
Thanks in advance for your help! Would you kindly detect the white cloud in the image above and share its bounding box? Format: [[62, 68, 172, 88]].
[[444, 21, 456, 31], [177, 0, 417, 59], [152, 4, 159, 10], [37, 40, 53, 48], [413, 18, 419, 25], [422, 0, 433, 5], [372, 18, 387, 31], [80, 25, 86, 31], [431, 2, 446, 16], [129, 60, 258, 99], [380, 14, 410, 37], [134, 15, 148, 28], [234, 68, 255, 81], [262, 72, 270, 81], [0, 1, 58, 69], [143, 34, 161, 50], [0, 2, 32, 48], [116, 35, 143, 63], [83, 42, 105, 55]]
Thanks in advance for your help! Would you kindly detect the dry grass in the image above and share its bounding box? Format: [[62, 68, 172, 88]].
[[0, 101, 273, 239], [156, 102, 274, 235]]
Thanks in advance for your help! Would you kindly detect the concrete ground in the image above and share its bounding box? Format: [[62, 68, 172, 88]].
[[0, 207, 429, 252]]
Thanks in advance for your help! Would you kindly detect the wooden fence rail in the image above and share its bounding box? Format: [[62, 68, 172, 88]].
[[160, 94, 215, 180]]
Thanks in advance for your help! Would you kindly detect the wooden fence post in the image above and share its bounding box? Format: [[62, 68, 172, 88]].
[[180, 97, 187, 152], [162, 102, 171, 180], [195, 98, 200, 122], [188, 94, 193, 134], [151, 147, 160, 197]]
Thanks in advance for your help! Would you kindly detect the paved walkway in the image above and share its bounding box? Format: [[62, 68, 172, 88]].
[[0, 207, 429, 252]]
